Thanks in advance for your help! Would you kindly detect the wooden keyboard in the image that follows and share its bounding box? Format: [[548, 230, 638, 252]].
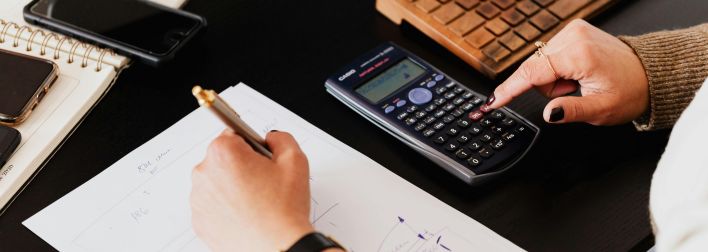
[[376, 0, 617, 78]]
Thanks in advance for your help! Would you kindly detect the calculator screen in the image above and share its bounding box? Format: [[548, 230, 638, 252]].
[[355, 59, 425, 103]]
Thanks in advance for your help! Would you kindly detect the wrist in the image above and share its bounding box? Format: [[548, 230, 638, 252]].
[[277, 222, 315, 251]]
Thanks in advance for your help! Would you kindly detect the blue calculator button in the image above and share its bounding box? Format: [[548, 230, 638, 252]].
[[384, 106, 395, 114], [396, 100, 407, 107], [408, 88, 433, 105], [426, 81, 437, 88], [435, 74, 445, 82]]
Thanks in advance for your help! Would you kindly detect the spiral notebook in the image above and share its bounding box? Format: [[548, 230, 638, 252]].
[[0, 0, 184, 213]]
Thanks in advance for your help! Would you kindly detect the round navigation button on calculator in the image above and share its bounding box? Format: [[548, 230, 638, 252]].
[[408, 88, 433, 105]]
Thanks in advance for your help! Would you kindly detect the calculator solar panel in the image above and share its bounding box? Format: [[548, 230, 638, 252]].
[[376, 0, 617, 78]]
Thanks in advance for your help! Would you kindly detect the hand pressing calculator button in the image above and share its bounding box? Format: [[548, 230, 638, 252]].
[[325, 42, 539, 184]]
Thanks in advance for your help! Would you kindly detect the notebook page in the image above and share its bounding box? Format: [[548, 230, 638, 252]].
[[24, 83, 522, 252]]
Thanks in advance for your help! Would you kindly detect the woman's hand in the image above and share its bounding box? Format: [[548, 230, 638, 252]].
[[486, 19, 649, 125], [191, 130, 313, 252]]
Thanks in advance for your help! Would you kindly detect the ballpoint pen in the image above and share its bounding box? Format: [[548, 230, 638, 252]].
[[192, 86, 273, 158]]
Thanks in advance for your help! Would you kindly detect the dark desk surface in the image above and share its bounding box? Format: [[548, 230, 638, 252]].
[[2, 0, 706, 251]]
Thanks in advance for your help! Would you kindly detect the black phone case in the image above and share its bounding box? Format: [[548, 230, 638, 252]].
[[0, 127, 21, 168], [22, 0, 207, 66]]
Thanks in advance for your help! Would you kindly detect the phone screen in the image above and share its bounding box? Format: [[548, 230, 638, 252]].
[[0, 51, 55, 118], [30, 0, 202, 55]]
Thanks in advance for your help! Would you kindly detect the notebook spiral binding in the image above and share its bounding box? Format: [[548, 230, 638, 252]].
[[0, 19, 115, 72]]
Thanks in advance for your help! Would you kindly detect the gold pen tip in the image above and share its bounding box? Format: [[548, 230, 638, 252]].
[[192, 85, 204, 97], [192, 85, 214, 106]]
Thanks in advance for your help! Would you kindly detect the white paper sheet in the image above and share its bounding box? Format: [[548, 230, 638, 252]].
[[24, 84, 523, 252]]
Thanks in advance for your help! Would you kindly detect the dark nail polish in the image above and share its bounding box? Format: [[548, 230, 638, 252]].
[[485, 94, 496, 105], [270, 130, 279, 132], [550, 107, 564, 122]]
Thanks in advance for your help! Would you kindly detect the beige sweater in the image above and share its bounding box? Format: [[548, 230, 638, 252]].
[[618, 24, 708, 251]]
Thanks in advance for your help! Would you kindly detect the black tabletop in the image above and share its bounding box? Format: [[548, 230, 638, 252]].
[[2, 0, 707, 251]]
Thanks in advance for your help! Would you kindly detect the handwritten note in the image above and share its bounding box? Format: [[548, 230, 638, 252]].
[[24, 83, 523, 252]]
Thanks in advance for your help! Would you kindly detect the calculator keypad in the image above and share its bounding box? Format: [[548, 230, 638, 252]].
[[390, 74, 536, 175]]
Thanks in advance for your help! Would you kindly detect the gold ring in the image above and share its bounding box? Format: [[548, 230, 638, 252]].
[[534, 41, 559, 97]]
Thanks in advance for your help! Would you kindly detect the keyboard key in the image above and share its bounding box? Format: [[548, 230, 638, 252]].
[[456, 149, 470, 159], [455, 0, 480, 10], [432, 2, 465, 24], [515, 22, 541, 41], [476, 2, 500, 19], [490, 111, 505, 120], [491, 139, 505, 150], [415, 0, 441, 13], [434, 97, 447, 105], [480, 133, 493, 142], [445, 82, 456, 88], [491, 0, 515, 9], [448, 12, 485, 36], [456, 134, 471, 143], [479, 148, 494, 158], [462, 92, 474, 99], [453, 86, 465, 94], [485, 17, 510, 36], [480, 104, 493, 113], [502, 132, 516, 141], [425, 104, 438, 112], [443, 115, 456, 123], [457, 119, 471, 128], [468, 141, 482, 151], [530, 10, 559, 31], [480, 118, 494, 127], [491, 126, 504, 134], [470, 96, 484, 105], [468, 126, 482, 135], [443, 103, 456, 111], [533, 0, 555, 7], [445, 142, 460, 152], [414, 123, 427, 131], [434, 135, 447, 144], [414, 111, 427, 119], [468, 110, 484, 121], [453, 97, 466, 105], [548, 0, 591, 19], [446, 127, 460, 136], [516, 0, 540, 16], [433, 122, 446, 130], [501, 118, 516, 127], [500, 9, 525, 26], [516, 125, 528, 133], [444, 91, 457, 99], [451, 109, 464, 117], [461, 102, 475, 111], [406, 105, 418, 113], [434, 110, 446, 118], [464, 27, 495, 49], [499, 31, 526, 51], [397, 112, 409, 120], [435, 86, 448, 95], [405, 117, 417, 125], [482, 41, 511, 62], [423, 116, 436, 124], [423, 129, 436, 137], [467, 157, 482, 167]]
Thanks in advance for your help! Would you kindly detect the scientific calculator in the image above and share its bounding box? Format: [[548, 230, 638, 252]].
[[325, 42, 539, 184]]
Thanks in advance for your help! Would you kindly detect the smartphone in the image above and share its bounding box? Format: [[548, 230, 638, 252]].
[[0, 49, 58, 126], [0, 126, 21, 168], [24, 0, 207, 66]]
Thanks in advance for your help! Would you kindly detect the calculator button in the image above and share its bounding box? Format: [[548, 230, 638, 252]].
[[516, 125, 528, 133], [456, 134, 471, 143], [396, 100, 407, 107], [406, 105, 418, 113], [435, 87, 448, 95], [414, 111, 427, 119], [480, 118, 494, 127], [433, 122, 446, 130], [434, 98, 447, 106], [414, 123, 427, 131], [423, 116, 436, 124], [468, 111, 484, 121], [490, 126, 504, 134], [453, 86, 465, 94], [426, 80, 437, 88], [457, 119, 471, 128], [490, 111, 505, 120], [408, 88, 433, 105], [385, 106, 395, 114], [397, 112, 409, 120], [443, 103, 456, 111], [501, 118, 516, 127], [470, 96, 484, 105], [444, 91, 457, 99], [443, 115, 455, 123], [433, 135, 447, 144], [502, 132, 516, 141], [445, 82, 456, 88], [405, 118, 417, 125], [444, 142, 459, 152], [468, 126, 482, 135], [425, 104, 438, 112], [434, 110, 446, 118], [455, 149, 470, 159], [491, 139, 505, 150], [453, 97, 466, 105], [446, 127, 460, 136], [480, 133, 493, 142], [461, 102, 475, 111], [467, 157, 482, 167], [468, 141, 482, 151], [479, 148, 494, 158], [451, 109, 464, 117], [462, 92, 474, 99], [480, 104, 493, 113], [423, 129, 436, 137], [435, 74, 445, 81]]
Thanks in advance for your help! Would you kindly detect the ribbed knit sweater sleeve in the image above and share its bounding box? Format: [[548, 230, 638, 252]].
[[618, 24, 708, 131]]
